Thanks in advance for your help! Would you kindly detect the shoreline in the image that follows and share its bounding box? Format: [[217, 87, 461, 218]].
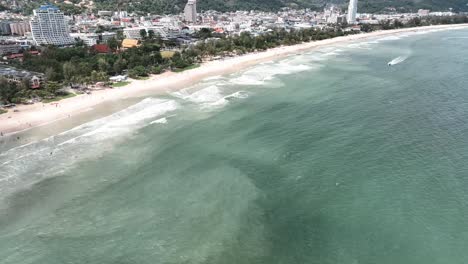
[[1, 24, 468, 136]]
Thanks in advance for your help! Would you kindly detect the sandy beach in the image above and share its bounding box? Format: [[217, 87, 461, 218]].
[[1, 24, 467, 136]]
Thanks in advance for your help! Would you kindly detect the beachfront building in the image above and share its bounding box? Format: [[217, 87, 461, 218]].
[[0, 66, 45, 89], [30, 4, 75, 46], [347, 0, 358, 24], [184, 0, 197, 23]]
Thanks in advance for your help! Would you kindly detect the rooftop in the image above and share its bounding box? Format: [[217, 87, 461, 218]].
[[0, 66, 44, 79], [39, 4, 60, 11]]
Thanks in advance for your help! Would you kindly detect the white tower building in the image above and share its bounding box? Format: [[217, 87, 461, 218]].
[[184, 0, 197, 23], [30, 4, 75, 46], [347, 0, 358, 24]]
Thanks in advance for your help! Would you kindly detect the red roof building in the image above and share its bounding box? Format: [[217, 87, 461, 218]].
[[6, 53, 23, 60], [92, 44, 111, 53]]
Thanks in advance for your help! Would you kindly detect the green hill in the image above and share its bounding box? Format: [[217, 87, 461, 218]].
[[94, 0, 468, 13]]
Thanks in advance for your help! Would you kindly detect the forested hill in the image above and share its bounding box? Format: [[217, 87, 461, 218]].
[[13, 0, 468, 14], [12, 0, 468, 14], [95, 0, 468, 14], [93, 0, 468, 14]]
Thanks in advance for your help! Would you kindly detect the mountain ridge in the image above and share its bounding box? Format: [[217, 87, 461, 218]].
[[9, 0, 468, 15], [94, 0, 468, 14]]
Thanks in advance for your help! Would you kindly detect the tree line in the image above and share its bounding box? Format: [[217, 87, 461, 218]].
[[360, 15, 468, 32], [1, 15, 468, 105], [0, 26, 356, 104]]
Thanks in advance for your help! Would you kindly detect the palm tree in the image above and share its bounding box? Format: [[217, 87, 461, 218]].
[[139, 29, 147, 40]]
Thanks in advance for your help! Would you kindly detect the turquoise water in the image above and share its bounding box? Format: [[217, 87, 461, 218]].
[[1, 28, 468, 264]]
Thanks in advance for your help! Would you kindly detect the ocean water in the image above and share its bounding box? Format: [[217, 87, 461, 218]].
[[1, 28, 468, 264]]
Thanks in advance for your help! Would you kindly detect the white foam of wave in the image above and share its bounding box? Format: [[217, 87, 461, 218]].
[[444, 37, 468, 40], [187, 85, 224, 103], [58, 98, 178, 145], [414, 29, 444, 35], [305, 54, 327, 61], [5, 98, 176, 150], [230, 62, 313, 86], [150, 117, 168, 124], [172, 86, 227, 109], [319, 47, 339, 53], [201, 90, 251, 109], [230, 74, 267, 86], [378, 36, 401, 41], [346, 42, 374, 49], [173, 85, 224, 104], [225, 91, 249, 100], [171, 85, 250, 110], [205, 98, 229, 108], [202, 91, 250, 109], [346, 43, 362, 48], [388, 56, 408, 66], [0, 98, 179, 205]]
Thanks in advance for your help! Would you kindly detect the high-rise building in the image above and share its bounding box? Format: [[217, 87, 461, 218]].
[[10, 22, 31, 36], [30, 4, 75, 46], [184, 0, 197, 23], [0, 21, 12, 35], [347, 0, 358, 24]]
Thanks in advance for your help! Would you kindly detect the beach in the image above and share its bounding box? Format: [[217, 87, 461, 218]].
[[2, 25, 468, 263], [1, 23, 468, 136]]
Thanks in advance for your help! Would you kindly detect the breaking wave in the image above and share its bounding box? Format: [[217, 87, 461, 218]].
[[150, 117, 168, 124], [378, 36, 401, 41], [172, 86, 249, 109], [0, 98, 179, 205], [230, 61, 313, 86]]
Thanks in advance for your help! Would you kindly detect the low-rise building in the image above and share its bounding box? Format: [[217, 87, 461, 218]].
[[124, 27, 145, 39], [98, 11, 113, 17], [0, 42, 22, 55], [71, 33, 98, 46], [0, 66, 45, 89], [100, 32, 117, 43], [418, 9, 431, 16], [92, 44, 111, 53]]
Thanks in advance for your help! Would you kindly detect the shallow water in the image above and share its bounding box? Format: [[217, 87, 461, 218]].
[[1, 28, 468, 264]]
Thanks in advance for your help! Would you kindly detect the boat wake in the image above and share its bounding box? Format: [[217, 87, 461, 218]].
[[388, 56, 408, 66]]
